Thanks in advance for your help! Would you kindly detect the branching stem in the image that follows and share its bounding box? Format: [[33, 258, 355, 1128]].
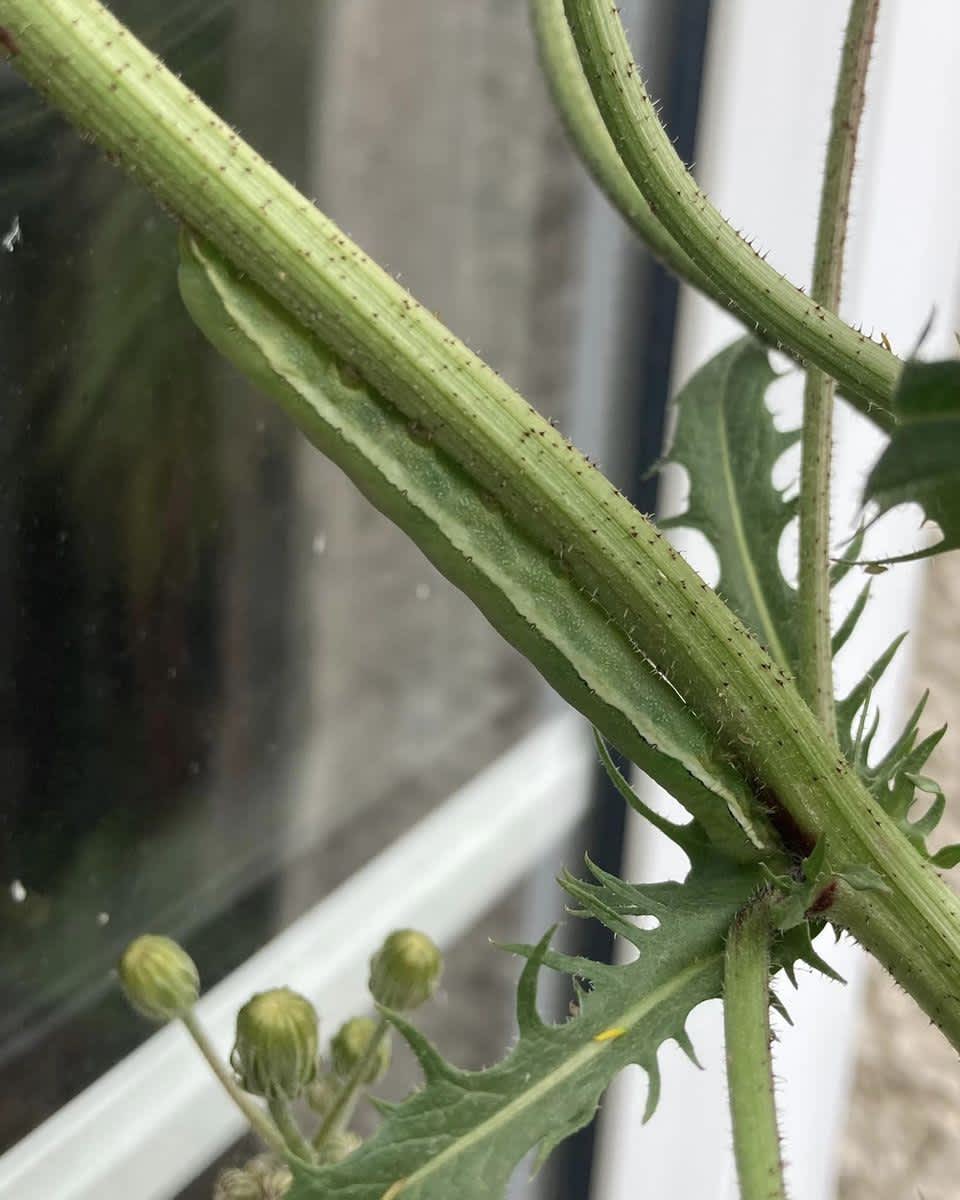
[[7, 0, 960, 1054], [313, 1015, 390, 1153], [562, 0, 898, 428], [180, 1011, 287, 1156], [268, 1097, 317, 1164], [530, 0, 873, 421], [529, 0, 724, 304], [724, 895, 787, 1200], [797, 0, 880, 734]]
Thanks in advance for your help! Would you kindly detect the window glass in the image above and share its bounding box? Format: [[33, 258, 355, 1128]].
[[0, 0, 584, 1162]]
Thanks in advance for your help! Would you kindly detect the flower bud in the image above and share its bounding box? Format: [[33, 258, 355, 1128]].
[[213, 1157, 291, 1200], [231, 988, 319, 1100], [368, 929, 442, 1011], [324, 1130, 362, 1164], [213, 1167, 262, 1200], [330, 1016, 392, 1083], [118, 934, 199, 1023], [247, 1155, 292, 1199], [305, 1074, 338, 1116]]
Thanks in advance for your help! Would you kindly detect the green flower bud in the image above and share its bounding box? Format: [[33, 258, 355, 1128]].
[[231, 987, 319, 1100], [118, 934, 199, 1023], [323, 1130, 362, 1164], [330, 1016, 392, 1083], [213, 1167, 261, 1200], [305, 1074, 338, 1116], [368, 929, 442, 1011]]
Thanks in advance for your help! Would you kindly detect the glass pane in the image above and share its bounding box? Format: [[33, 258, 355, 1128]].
[[0, 0, 584, 1161]]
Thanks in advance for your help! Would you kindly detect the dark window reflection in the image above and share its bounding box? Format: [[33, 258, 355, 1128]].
[[0, 0, 302, 1148], [0, 0, 575, 1173]]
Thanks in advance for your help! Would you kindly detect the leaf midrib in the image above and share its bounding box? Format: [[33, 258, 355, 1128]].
[[382, 953, 719, 1197], [714, 402, 789, 669]]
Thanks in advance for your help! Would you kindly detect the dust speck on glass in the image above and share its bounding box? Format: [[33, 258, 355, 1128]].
[[0, 0, 584, 1193]]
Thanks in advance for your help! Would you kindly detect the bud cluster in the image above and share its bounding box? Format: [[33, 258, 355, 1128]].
[[118, 926, 444, 1182]]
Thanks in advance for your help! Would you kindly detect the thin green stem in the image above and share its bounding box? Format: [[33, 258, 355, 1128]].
[[313, 1016, 390, 1153], [7, 0, 960, 1052], [268, 1096, 317, 1164], [724, 895, 788, 1200], [563, 0, 898, 429], [797, 0, 880, 735], [180, 1011, 287, 1156]]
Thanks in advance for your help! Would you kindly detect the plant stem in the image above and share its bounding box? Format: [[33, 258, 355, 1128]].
[[268, 1097, 317, 1164], [7, 0, 960, 1051], [178, 231, 765, 863], [180, 1011, 287, 1156], [797, 0, 880, 736], [724, 896, 788, 1200], [313, 1015, 390, 1153], [529, 0, 724, 305], [530, 0, 869, 420], [562, 0, 897, 429]]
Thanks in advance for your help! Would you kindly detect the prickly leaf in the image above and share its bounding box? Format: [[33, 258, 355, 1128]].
[[864, 360, 960, 562], [658, 338, 798, 671], [287, 859, 761, 1200], [836, 637, 957, 868]]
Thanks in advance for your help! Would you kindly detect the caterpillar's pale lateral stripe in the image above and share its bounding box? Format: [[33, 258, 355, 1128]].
[[177, 232, 764, 859]]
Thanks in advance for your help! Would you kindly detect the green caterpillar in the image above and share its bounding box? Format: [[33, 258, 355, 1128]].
[[177, 230, 764, 857]]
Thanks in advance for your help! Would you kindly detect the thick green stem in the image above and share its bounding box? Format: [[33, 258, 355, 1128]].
[[5, 0, 960, 1051], [797, 0, 880, 734], [724, 896, 788, 1200], [313, 1015, 390, 1153], [531, 0, 889, 428], [529, 0, 725, 305], [180, 1011, 287, 1156], [268, 1097, 317, 1164], [562, 0, 898, 430]]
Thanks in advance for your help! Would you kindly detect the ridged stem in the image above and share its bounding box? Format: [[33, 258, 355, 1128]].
[[5, 0, 960, 1052], [529, 0, 724, 304], [796, 0, 880, 734], [562, 0, 898, 429], [723, 896, 788, 1200], [529, 0, 867, 421]]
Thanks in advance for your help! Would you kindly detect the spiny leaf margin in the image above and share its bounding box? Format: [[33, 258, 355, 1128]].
[[657, 337, 798, 672], [287, 842, 847, 1200], [863, 359, 960, 563], [287, 859, 762, 1200], [836, 635, 958, 868]]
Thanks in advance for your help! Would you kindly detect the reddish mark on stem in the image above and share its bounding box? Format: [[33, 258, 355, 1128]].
[[806, 879, 838, 916], [0, 26, 20, 58]]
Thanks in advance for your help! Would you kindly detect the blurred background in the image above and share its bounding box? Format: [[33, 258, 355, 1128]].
[[0, 2, 958, 1198]]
